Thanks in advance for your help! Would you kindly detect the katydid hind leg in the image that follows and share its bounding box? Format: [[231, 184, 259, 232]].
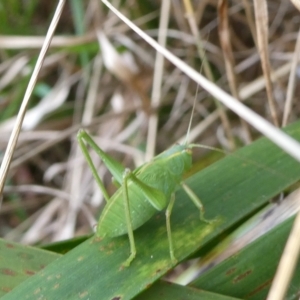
[[121, 168, 137, 267], [166, 193, 177, 263], [77, 130, 125, 188], [181, 182, 212, 224], [128, 172, 167, 211]]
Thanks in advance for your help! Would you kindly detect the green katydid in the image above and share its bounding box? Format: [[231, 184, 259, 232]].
[[77, 122, 212, 267]]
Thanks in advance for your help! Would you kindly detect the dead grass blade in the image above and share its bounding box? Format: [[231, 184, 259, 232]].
[[290, 0, 300, 12], [0, 33, 95, 49], [0, 55, 29, 90], [183, 0, 236, 150], [266, 210, 300, 300], [101, 0, 300, 162], [241, 0, 257, 45], [0, 0, 66, 196], [282, 28, 300, 126], [217, 0, 252, 143], [253, 0, 279, 126], [146, 0, 171, 160]]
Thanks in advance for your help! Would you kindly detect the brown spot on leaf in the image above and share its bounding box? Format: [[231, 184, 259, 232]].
[[1, 268, 16, 276], [53, 283, 60, 289], [6, 243, 14, 248], [79, 291, 89, 298], [25, 270, 35, 275], [108, 241, 116, 249], [17, 252, 34, 260], [225, 267, 236, 275], [233, 270, 252, 283], [246, 279, 272, 298], [1, 286, 12, 293], [93, 236, 102, 243], [34, 288, 41, 294], [112, 297, 121, 300]]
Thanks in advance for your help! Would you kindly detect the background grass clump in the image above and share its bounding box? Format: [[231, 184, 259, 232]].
[[1, 1, 300, 300]]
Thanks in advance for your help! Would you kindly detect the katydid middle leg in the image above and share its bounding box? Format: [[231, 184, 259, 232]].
[[165, 193, 177, 263], [165, 185, 211, 264], [121, 168, 137, 267], [181, 183, 211, 224]]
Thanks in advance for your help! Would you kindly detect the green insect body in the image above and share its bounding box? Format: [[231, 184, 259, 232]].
[[77, 130, 208, 266], [98, 144, 192, 237]]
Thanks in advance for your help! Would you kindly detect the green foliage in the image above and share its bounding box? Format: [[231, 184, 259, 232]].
[[0, 0, 40, 35], [1, 121, 300, 299], [193, 217, 297, 300], [0, 239, 60, 297]]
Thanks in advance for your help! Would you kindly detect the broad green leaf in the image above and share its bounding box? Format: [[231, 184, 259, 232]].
[[191, 216, 299, 300], [2, 121, 300, 300], [41, 235, 91, 254], [0, 238, 241, 300], [0, 239, 60, 297], [135, 281, 242, 300]]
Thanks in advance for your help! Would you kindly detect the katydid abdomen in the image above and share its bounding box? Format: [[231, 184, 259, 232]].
[[97, 180, 159, 237], [97, 149, 190, 237]]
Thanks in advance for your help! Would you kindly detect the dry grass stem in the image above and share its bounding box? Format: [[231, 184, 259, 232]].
[[0, 33, 96, 49], [282, 28, 300, 126], [217, 0, 252, 143], [102, 0, 300, 162], [0, 0, 66, 195], [146, 0, 171, 160], [266, 210, 300, 300], [253, 0, 279, 126], [183, 0, 236, 150]]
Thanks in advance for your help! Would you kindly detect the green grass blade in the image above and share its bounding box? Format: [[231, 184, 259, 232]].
[[191, 216, 298, 300], [0, 239, 60, 297], [135, 281, 242, 300], [2, 121, 300, 300], [41, 235, 91, 254]]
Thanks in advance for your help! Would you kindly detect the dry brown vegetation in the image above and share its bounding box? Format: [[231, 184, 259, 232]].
[[1, 2, 300, 296]]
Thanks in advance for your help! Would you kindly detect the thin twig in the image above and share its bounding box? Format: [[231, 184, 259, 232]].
[[0, 0, 66, 196], [282, 28, 300, 126], [146, 0, 171, 160]]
